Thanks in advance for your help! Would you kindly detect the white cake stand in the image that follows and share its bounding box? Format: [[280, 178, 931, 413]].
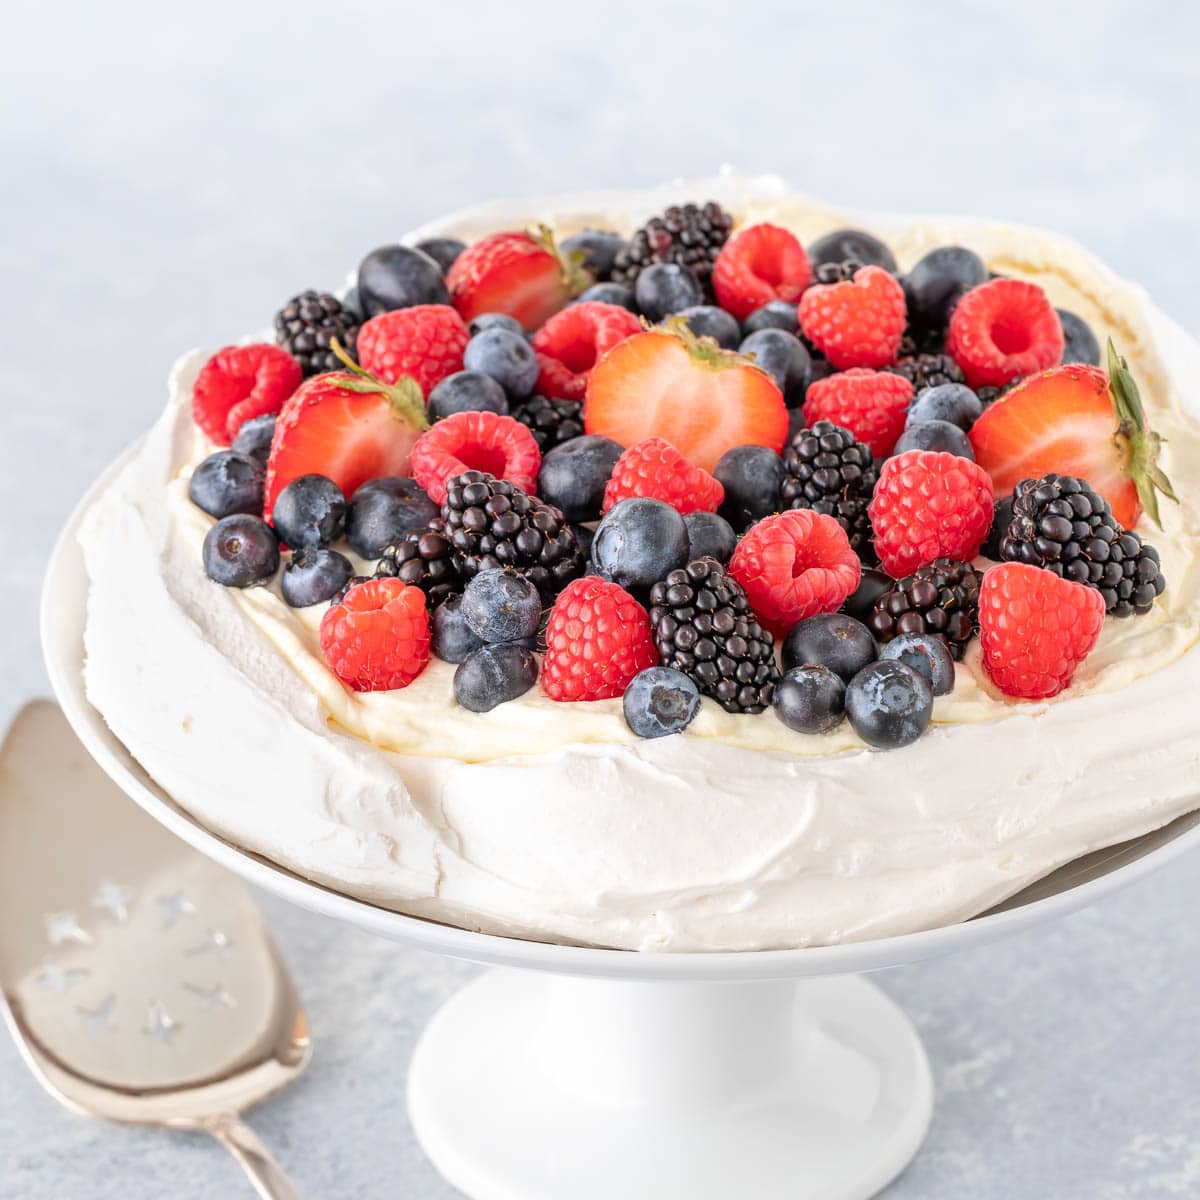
[[41, 464, 1200, 1200]]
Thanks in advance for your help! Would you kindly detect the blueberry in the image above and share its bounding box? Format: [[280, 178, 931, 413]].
[[772, 665, 846, 735], [428, 370, 509, 420], [231, 414, 277, 462], [461, 569, 542, 644], [738, 328, 811, 404], [682, 511, 737, 564], [713, 445, 784, 532], [414, 236, 466, 274], [903, 246, 988, 333], [840, 568, 893, 624], [622, 667, 701, 739], [634, 263, 702, 322], [742, 301, 798, 335], [357, 244, 449, 315], [281, 547, 354, 607], [453, 642, 539, 712], [538, 434, 623, 523], [432, 595, 486, 663], [1057, 308, 1100, 366], [468, 312, 524, 337], [464, 327, 539, 397], [340, 286, 364, 319], [845, 659, 932, 749], [808, 229, 898, 274], [203, 514, 279, 588], [679, 305, 741, 350], [893, 420, 975, 460], [781, 613, 877, 682], [880, 632, 955, 697], [592, 498, 690, 595], [906, 382, 982, 431], [576, 282, 638, 312], [561, 229, 627, 280], [188, 451, 265, 519], [346, 477, 438, 559], [271, 474, 347, 548]]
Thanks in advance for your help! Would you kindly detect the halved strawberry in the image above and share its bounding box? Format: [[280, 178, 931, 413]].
[[447, 226, 592, 330], [969, 342, 1176, 528], [263, 362, 429, 522], [583, 321, 788, 472]]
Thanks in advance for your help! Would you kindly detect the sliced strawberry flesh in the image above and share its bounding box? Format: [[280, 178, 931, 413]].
[[584, 333, 788, 472], [264, 386, 421, 519]]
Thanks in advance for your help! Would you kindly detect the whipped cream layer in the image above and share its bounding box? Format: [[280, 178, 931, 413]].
[[80, 175, 1200, 950]]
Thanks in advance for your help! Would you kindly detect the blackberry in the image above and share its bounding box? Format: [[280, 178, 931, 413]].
[[441, 471, 584, 598], [648, 558, 777, 714], [885, 352, 965, 392], [610, 201, 734, 296], [896, 327, 946, 357], [868, 558, 983, 660], [511, 395, 584, 450], [780, 421, 878, 562], [375, 524, 461, 606], [274, 290, 360, 378], [997, 474, 1166, 617]]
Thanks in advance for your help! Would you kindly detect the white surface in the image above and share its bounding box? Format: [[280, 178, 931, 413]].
[[408, 971, 932, 1200], [4, 2, 1200, 1197]]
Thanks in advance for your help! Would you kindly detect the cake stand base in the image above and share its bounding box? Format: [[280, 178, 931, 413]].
[[408, 968, 932, 1200]]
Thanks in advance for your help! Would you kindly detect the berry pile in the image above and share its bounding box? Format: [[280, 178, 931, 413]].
[[186, 200, 1177, 740]]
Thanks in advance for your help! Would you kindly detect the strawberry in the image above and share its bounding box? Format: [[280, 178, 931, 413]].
[[969, 342, 1177, 529], [583, 321, 789, 473], [263, 354, 428, 522], [447, 226, 592, 330]]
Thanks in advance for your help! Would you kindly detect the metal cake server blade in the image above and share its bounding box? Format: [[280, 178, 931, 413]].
[[0, 700, 309, 1198]]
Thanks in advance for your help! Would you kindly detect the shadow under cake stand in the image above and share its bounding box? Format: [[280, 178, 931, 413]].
[[43, 452, 1200, 1200]]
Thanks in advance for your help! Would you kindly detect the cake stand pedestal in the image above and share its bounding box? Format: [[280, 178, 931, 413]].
[[408, 970, 931, 1200]]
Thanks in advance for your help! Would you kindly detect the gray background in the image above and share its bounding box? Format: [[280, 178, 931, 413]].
[[3, 1, 1199, 1195]]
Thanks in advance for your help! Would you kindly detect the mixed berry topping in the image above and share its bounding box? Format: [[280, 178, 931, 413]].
[[185, 202, 1178, 745]]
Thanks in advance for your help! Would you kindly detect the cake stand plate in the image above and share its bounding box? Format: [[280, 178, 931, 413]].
[[408, 970, 931, 1200]]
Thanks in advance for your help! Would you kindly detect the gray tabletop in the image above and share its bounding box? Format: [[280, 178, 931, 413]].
[[3, 4, 1199, 1197]]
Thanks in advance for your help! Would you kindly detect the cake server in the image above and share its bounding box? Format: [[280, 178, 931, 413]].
[[0, 699, 309, 1199]]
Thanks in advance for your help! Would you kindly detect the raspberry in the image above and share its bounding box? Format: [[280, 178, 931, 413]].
[[356, 304, 469, 398], [541, 577, 659, 701], [410, 411, 541, 505], [945, 279, 1064, 389], [319, 577, 431, 692], [798, 265, 907, 369], [802, 368, 913, 459], [868, 450, 994, 579], [531, 301, 642, 401], [978, 562, 1105, 699], [711, 224, 813, 320], [728, 510, 861, 638], [602, 438, 725, 515], [192, 344, 302, 445]]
